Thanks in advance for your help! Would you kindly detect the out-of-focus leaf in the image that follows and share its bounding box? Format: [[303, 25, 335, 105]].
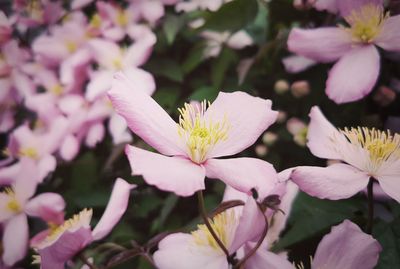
[[189, 86, 218, 101], [182, 42, 207, 74], [211, 46, 237, 88], [151, 194, 179, 232], [73, 190, 110, 207], [146, 59, 184, 82], [202, 0, 258, 32], [70, 152, 98, 192], [374, 217, 400, 268], [135, 195, 163, 218], [153, 87, 180, 111], [163, 14, 185, 44], [246, 0, 269, 45]]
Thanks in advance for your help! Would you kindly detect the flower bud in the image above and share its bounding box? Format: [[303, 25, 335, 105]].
[[274, 79, 290, 94], [262, 131, 278, 146], [291, 80, 310, 98]]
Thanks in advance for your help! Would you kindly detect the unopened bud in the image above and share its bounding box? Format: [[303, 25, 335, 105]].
[[276, 111, 287, 123], [255, 144, 268, 157], [291, 80, 310, 98], [274, 79, 290, 94], [262, 131, 278, 146]]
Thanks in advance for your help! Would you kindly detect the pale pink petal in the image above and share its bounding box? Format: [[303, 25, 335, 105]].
[[337, 0, 383, 18], [307, 106, 344, 160], [32, 36, 68, 65], [314, 0, 338, 13], [376, 166, 400, 203], [0, 162, 21, 185], [205, 91, 278, 158], [108, 72, 185, 155], [13, 162, 38, 202], [375, 15, 400, 52], [43, 116, 69, 154], [85, 122, 105, 148], [60, 135, 80, 161], [102, 27, 125, 41], [25, 193, 65, 222], [88, 39, 121, 69], [39, 227, 93, 269], [58, 94, 85, 115], [230, 197, 265, 252], [204, 157, 277, 199], [226, 31, 253, 49], [245, 248, 294, 269], [2, 214, 29, 266], [37, 154, 57, 182], [312, 220, 381, 269], [287, 27, 352, 62], [154, 233, 228, 269], [92, 178, 135, 240], [31, 230, 51, 248], [59, 48, 91, 86], [282, 55, 317, 73], [108, 113, 132, 144], [126, 146, 205, 196], [291, 164, 369, 200], [326, 45, 380, 104], [121, 67, 156, 96], [123, 37, 155, 67], [0, 193, 15, 222], [86, 70, 113, 102], [139, 0, 165, 24]]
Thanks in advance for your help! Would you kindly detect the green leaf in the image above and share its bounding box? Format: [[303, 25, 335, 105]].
[[211, 46, 237, 88], [70, 152, 98, 192], [202, 0, 258, 32], [151, 194, 179, 232], [189, 86, 218, 101], [153, 87, 180, 112], [163, 14, 184, 45], [374, 218, 400, 268], [182, 42, 207, 74], [146, 59, 184, 82]]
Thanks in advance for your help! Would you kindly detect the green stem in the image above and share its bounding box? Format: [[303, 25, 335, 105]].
[[196, 191, 230, 258], [366, 178, 374, 234]]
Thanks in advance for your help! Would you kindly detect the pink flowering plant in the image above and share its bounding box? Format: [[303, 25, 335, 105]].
[[0, 0, 399, 268]]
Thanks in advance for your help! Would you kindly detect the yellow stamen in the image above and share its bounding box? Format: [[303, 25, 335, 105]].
[[50, 84, 63, 95], [112, 58, 123, 69], [3, 187, 21, 213], [116, 10, 128, 26], [177, 101, 230, 163], [340, 127, 400, 173], [344, 4, 389, 44], [90, 14, 102, 29], [65, 41, 77, 53], [19, 147, 38, 159], [191, 211, 236, 251], [32, 255, 41, 265]]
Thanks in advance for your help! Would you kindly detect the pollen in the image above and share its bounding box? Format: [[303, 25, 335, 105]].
[[19, 147, 38, 159], [50, 84, 63, 95], [65, 41, 77, 53], [38, 208, 93, 248], [344, 4, 389, 44], [3, 187, 21, 213], [340, 127, 400, 173], [191, 211, 236, 252], [116, 10, 128, 26], [177, 101, 230, 164]]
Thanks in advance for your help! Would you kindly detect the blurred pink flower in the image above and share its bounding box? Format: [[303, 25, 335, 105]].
[[0, 163, 65, 266], [109, 72, 278, 197], [201, 30, 253, 58], [282, 55, 317, 74], [0, 11, 12, 45], [35, 178, 135, 269], [288, 0, 400, 103], [291, 106, 400, 202]]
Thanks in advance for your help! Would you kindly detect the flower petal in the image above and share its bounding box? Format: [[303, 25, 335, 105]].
[[108, 72, 185, 156], [204, 157, 277, 199], [312, 220, 381, 269], [375, 15, 400, 52], [307, 106, 344, 160], [92, 178, 135, 240], [337, 0, 383, 18], [25, 193, 65, 222], [2, 214, 29, 266], [282, 55, 317, 74], [205, 91, 278, 158], [376, 163, 400, 203], [125, 145, 205, 196], [326, 45, 380, 104], [291, 164, 369, 200], [154, 233, 228, 269], [245, 248, 294, 269], [287, 28, 352, 62]]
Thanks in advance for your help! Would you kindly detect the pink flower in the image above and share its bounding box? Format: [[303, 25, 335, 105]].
[[245, 220, 381, 269], [0, 162, 65, 266], [108, 72, 279, 197], [153, 195, 266, 269], [291, 106, 400, 202], [288, 0, 400, 103], [35, 178, 135, 269]]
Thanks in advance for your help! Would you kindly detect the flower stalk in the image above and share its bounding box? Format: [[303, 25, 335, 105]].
[[366, 178, 374, 234]]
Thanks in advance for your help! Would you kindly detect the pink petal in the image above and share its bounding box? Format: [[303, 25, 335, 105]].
[[2, 214, 29, 266], [375, 15, 400, 52], [121, 67, 156, 96], [139, 0, 165, 24], [125, 145, 205, 196], [60, 134, 80, 161], [314, 0, 338, 13], [39, 227, 93, 269], [13, 162, 38, 202], [85, 122, 105, 148], [230, 197, 265, 253], [245, 248, 294, 269], [287, 28, 352, 63], [108, 114, 132, 144], [108, 72, 184, 155], [123, 38, 155, 67], [376, 166, 400, 203], [0, 162, 21, 185], [204, 157, 278, 199], [291, 164, 369, 200], [282, 55, 317, 73], [337, 0, 383, 18], [312, 220, 381, 269], [59, 48, 91, 87], [154, 233, 228, 269], [226, 31, 253, 49], [37, 154, 57, 182], [88, 39, 121, 69], [326, 45, 380, 104], [205, 91, 278, 158], [86, 70, 113, 102], [92, 178, 135, 240], [307, 106, 343, 160], [25, 193, 65, 222]]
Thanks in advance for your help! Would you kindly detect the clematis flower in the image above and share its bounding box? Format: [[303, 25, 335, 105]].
[[291, 106, 400, 203], [108, 72, 278, 197], [288, 0, 400, 103], [0, 162, 65, 266], [34, 178, 135, 269], [154, 195, 266, 269], [245, 219, 381, 269]]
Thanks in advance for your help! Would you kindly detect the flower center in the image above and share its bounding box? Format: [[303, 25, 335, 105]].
[[344, 4, 389, 44], [65, 41, 77, 53], [340, 127, 400, 173], [191, 211, 237, 252], [50, 84, 63, 95], [39, 208, 93, 248], [116, 10, 128, 26], [19, 147, 38, 159], [3, 187, 22, 213], [177, 101, 229, 164]]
